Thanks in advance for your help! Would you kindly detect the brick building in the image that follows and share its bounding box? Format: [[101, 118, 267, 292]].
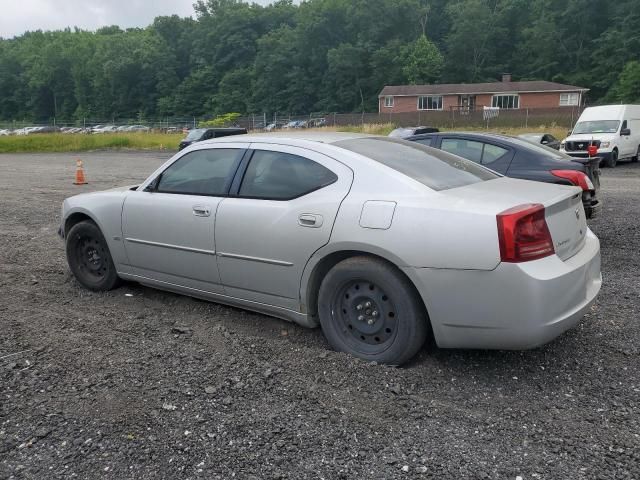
[[378, 74, 588, 113]]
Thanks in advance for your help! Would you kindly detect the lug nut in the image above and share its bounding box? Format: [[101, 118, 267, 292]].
[[356, 304, 363, 311], [357, 315, 365, 322], [367, 319, 375, 325], [365, 301, 372, 308], [372, 310, 378, 317]]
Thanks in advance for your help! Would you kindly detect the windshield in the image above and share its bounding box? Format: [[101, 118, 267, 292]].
[[334, 137, 499, 191], [573, 120, 620, 134], [186, 129, 206, 140]]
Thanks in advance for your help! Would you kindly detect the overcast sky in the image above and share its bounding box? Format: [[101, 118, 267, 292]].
[[0, 0, 239, 38]]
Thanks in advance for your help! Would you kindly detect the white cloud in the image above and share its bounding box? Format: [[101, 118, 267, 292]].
[[0, 0, 197, 38]]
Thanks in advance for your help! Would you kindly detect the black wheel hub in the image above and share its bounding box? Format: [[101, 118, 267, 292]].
[[336, 281, 398, 348], [77, 237, 107, 277]]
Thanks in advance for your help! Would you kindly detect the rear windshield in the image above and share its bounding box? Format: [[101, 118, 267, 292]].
[[334, 137, 499, 191], [500, 136, 572, 160], [186, 129, 206, 140]]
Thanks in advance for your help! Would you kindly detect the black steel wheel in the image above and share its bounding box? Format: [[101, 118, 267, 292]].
[[318, 256, 428, 365], [66, 220, 121, 291], [607, 149, 618, 168]]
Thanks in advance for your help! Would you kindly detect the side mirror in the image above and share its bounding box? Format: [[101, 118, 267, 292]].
[[541, 140, 549, 144], [621, 128, 631, 136], [144, 177, 159, 192]]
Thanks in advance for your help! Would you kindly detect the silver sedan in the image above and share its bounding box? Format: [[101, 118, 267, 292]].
[[59, 133, 602, 365]]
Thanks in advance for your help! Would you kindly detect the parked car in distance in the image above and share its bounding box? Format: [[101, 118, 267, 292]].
[[283, 120, 306, 129], [518, 133, 561, 150], [305, 118, 327, 128], [93, 125, 118, 134], [388, 126, 439, 138], [560, 104, 640, 168], [406, 132, 602, 218], [59, 133, 601, 365], [128, 125, 151, 132], [0, 129, 10, 136], [178, 127, 248, 150]]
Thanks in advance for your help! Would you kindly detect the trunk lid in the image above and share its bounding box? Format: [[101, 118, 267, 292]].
[[446, 178, 587, 261]]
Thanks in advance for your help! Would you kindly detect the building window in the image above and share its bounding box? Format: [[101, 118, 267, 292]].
[[384, 96, 394, 107], [491, 94, 519, 109], [418, 96, 443, 110], [560, 93, 580, 106]]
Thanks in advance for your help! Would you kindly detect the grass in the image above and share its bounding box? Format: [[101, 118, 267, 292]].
[[0, 132, 183, 153], [0, 124, 570, 153]]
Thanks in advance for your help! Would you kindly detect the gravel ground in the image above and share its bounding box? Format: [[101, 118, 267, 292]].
[[0, 152, 639, 480]]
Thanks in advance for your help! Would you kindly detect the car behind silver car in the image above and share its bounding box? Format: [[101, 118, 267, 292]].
[[60, 133, 601, 364]]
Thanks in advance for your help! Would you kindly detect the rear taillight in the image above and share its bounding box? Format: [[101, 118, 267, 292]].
[[551, 169, 594, 191], [497, 204, 555, 263]]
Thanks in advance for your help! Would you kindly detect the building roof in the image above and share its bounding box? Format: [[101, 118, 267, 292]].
[[379, 81, 589, 97]]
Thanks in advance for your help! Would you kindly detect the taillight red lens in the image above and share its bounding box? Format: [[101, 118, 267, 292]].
[[497, 203, 555, 262], [551, 169, 593, 191]]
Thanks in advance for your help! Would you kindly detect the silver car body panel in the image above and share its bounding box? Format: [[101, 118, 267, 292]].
[[61, 133, 602, 349]]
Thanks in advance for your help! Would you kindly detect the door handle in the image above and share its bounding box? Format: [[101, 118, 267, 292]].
[[192, 205, 211, 217], [298, 213, 323, 228]]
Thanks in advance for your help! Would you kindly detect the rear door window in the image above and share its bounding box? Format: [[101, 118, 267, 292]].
[[239, 150, 338, 200], [441, 138, 484, 163], [413, 137, 433, 147]]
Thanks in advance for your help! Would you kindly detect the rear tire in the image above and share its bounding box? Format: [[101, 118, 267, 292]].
[[66, 220, 121, 291], [632, 145, 640, 163], [317, 256, 428, 365]]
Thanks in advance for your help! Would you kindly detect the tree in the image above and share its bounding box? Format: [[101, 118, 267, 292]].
[[610, 61, 640, 103], [401, 35, 444, 85]]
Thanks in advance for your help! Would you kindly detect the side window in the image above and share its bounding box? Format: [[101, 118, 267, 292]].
[[414, 137, 433, 147], [239, 150, 338, 200], [157, 148, 240, 196], [481, 143, 509, 165], [440, 138, 483, 163]]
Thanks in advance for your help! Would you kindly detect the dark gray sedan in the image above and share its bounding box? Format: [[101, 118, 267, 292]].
[[406, 132, 602, 218]]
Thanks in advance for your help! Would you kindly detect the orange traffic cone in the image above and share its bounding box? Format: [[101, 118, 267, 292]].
[[74, 159, 88, 185]]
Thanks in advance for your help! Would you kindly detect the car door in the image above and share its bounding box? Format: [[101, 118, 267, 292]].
[[215, 144, 353, 310], [619, 120, 633, 157], [439, 137, 513, 174], [121, 146, 246, 293]]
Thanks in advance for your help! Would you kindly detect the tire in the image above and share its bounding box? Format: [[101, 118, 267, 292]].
[[66, 220, 121, 291], [607, 149, 618, 168], [632, 145, 640, 163], [317, 256, 428, 365]]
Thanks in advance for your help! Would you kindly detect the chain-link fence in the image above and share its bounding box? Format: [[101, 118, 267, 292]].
[[0, 107, 584, 133]]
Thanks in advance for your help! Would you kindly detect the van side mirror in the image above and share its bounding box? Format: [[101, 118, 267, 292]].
[[567, 130, 572, 136], [621, 128, 631, 136]]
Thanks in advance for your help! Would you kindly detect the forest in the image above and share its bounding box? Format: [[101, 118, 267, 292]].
[[0, 0, 638, 122]]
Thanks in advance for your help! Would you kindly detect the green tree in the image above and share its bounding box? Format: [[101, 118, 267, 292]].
[[402, 35, 444, 84], [610, 61, 640, 103]]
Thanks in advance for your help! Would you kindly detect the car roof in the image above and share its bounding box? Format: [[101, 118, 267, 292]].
[[202, 131, 373, 145]]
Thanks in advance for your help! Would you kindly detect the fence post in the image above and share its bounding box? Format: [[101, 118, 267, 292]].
[[525, 108, 529, 128]]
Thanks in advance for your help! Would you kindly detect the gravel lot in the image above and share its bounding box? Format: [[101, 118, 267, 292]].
[[1, 151, 639, 479]]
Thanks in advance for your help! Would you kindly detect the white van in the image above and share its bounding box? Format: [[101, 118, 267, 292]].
[[560, 105, 640, 167]]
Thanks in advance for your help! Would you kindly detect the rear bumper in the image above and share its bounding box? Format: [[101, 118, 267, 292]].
[[405, 230, 602, 349]]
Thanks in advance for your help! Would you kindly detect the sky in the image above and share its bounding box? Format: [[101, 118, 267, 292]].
[[0, 0, 209, 38]]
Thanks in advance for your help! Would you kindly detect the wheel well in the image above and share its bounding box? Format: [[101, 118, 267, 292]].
[[305, 251, 431, 330], [65, 212, 94, 236]]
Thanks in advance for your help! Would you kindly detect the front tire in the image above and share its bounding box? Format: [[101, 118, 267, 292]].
[[66, 220, 121, 291], [318, 256, 428, 365], [606, 149, 618, 168]]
